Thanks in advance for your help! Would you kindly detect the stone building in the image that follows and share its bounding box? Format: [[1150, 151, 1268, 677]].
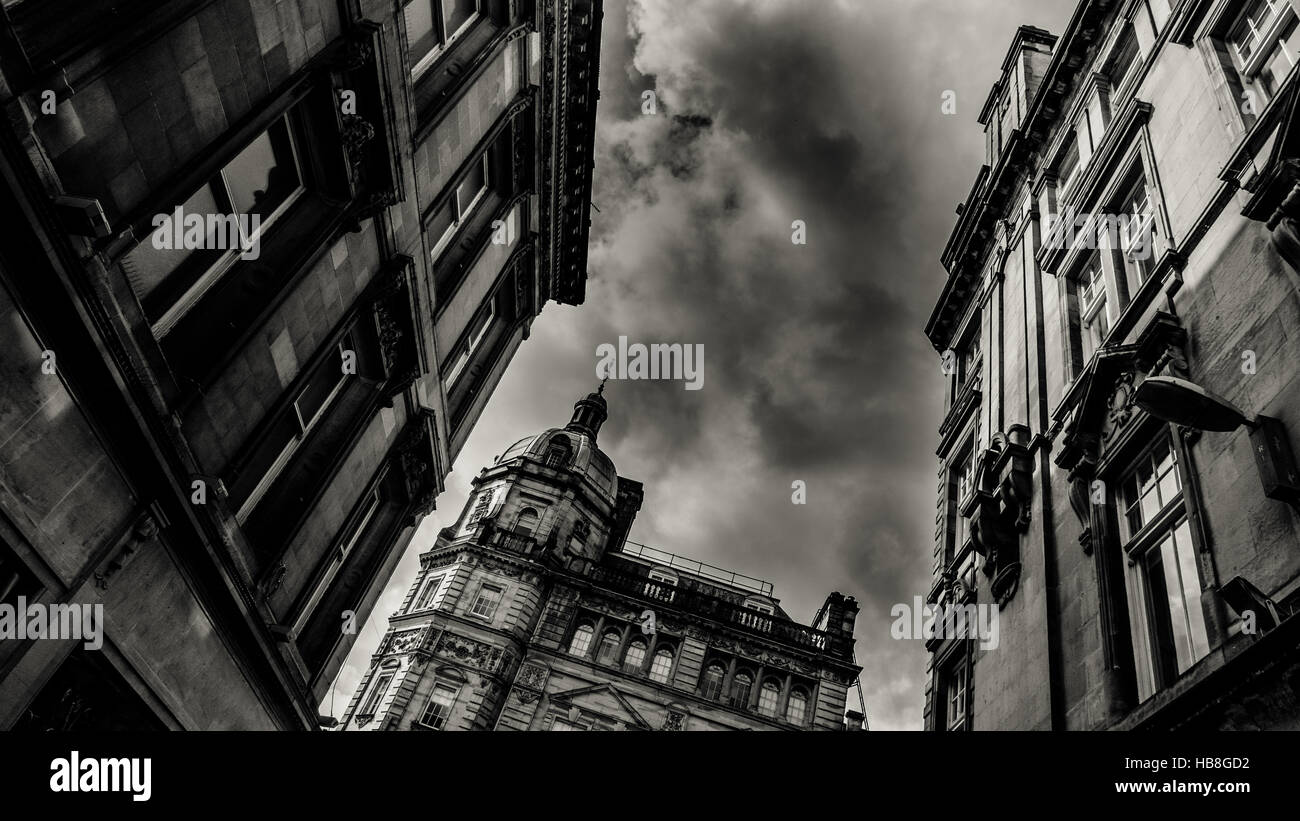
[[341, 390, 864, 731], [0, 0, 601, 729], [925, 0, 1300, 731]]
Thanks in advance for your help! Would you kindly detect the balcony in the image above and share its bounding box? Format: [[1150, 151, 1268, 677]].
[[588, 567, 830, 654]]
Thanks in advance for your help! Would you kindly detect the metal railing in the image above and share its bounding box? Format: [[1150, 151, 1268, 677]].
[[618, 541, 774, 596]]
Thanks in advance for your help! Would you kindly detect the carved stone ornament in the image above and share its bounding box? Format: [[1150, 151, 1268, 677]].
[[967, 425, 1034, 608], [94, 510, 160, 590]]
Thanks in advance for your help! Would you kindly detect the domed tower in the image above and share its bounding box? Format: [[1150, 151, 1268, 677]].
[[342, 389, 643, 731]]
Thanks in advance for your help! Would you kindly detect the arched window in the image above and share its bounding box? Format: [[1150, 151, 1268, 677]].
[[786, 689, 809, 725], [700, 663, 725, 700], [596, 630, 622, 665], [757, 680, 780, 717], [567, 623, 594, 657], [731, 671, 753, 708], [623, 640, 647, 672], [649, 648, 674, 683], [514, 508, 539, 536]]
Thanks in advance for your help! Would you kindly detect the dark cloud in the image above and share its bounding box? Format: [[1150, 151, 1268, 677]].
[[325, 0, 1078, 730]]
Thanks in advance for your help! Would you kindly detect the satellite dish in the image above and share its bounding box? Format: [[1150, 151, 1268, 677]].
[[1133, 376, 1253, 432]]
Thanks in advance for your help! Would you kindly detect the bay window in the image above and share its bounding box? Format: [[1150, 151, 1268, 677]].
[[1227, 0, 1300, 103]]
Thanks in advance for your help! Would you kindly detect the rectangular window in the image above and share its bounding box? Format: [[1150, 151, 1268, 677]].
[[1077, 252, 1109, 362], [1114, 175, 1158, 288], [405, 0, 480, 78], [1056, 139, 1082, 203], [430, 153, 491, 264], [469, 584, 503, 620], [360, 672, 393, 717], [1227, 0, 1300, 105], [233, 333, 355, 522], [413, 574, 446, 612], [442, 300, 495, 391], [293, 487, 381, 631], [952, 439, 976, 554], [1105, 25, 1142, 111], [1117, 436, 1211, 698], [419, 683, 460, 729], [945, 661, 968, 731], [122, 115, 304, 335]]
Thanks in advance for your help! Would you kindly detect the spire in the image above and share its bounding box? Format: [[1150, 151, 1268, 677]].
[[565, 383, 609, 441]]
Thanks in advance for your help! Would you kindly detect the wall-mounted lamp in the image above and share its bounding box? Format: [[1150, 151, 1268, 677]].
[[1134, 376, 1300, 506]]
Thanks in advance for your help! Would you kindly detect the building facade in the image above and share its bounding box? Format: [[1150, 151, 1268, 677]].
[[0, 0, 601, 730], [925, 0, 1300, 731], [341, 390, 864, 731]]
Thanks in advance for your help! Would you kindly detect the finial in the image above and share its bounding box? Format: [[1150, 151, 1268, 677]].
[[597, 377, 608, 396]]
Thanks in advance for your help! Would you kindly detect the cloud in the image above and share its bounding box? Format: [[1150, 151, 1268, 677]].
[[325, 0, 1078, 732]]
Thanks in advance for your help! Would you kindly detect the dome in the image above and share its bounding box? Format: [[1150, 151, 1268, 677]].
[[493, 389, 618, 500]]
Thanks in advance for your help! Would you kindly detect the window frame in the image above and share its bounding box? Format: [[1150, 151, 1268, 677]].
[[567, 622, 595, 658], [412, 572, 446, 613], [418, 681, 461, 730], [359, 671, 393, 718], [406, 0, 482, 79], [430, 152, 492, 264], [469, 583, 504, 621], [234, 332, 356, 524], [648, 647, 675, 684], [292, 486, 381, 631], [128, 112, 306, 338]]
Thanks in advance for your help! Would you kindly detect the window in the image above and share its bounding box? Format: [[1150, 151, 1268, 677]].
[[957, 324, 981, 389], [1105, 25, 1142, 111], [469, 584, 503, 620], [951, 440, 976, 555], [700, 663, 725, 700], [544, 436, 572, 468], [419, 683, 459, 729], [429, 153, 491, 263], [623, 640, 647, 673], [514, 508, 539, 536], [1117, 436, 1210, 697], [360, 672, 393, 717], [567, 623, 594, 657], [1056, 138, 1081, 203], [596, 630, 621, 665], [123, 114, 304, 335], [731, 671, 753, 709], [1076, 252, 1109, 362], [413, 573, 445, 612], [649, 648, 674, 683], [442, 299, 494, 390], [1227, 0, 1300, 104], [786, 689, 808, 725], [405, 0, 480, 78], [757, 681, 780, 717], [945, 661, 968, 731], [1114, 175, 1158, 288], [233, 334, 355, 522], [294, 488, 380, 630]]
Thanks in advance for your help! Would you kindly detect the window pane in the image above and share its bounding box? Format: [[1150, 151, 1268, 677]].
[[1168, 520, 1210, 671], [649, 650, 673, 683], [122, 183, 226, 298], [568, 624, 593, 657], [442, 0, 477, 37], [623, 641, 646, 672], [596, 631, 620, 664], [456, 156, 488, 216], [701, 665, 724, 700], [223, 119, 299, 223], [405, 0, 438, 61], [428, 199, 456, 260], [786, 691, 807, 724], [757, 682, 780, 717]]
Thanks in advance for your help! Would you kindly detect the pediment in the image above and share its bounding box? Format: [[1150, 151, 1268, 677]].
[[548, 683, 651, 730]]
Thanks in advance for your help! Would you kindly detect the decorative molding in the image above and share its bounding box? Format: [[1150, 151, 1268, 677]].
[[968, 425, 1034, 607]]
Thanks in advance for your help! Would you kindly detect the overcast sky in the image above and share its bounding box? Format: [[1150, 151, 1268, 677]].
[[325, 0, 1077, 730]]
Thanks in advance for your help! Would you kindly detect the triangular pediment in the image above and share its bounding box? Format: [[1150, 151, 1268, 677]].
[[548, 683, 651, 730]]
